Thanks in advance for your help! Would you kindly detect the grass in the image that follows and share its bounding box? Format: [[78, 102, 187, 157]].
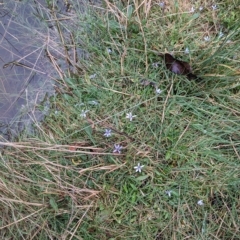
[[1, 0, 240, 239]]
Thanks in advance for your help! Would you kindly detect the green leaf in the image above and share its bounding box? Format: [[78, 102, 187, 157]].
[[49, 198, 58, 211], [191, 13, 200, 20], [131, 192, 136, 203], [129, 183, 137, 190], [127, 5, 133, 19], [136, 175, 149, 181], [84, 124, 95, 144], [165, 151, 172, 160]]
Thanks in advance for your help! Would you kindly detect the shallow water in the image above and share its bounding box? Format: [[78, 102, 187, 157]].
[[0, 1, 54, 140], [0, 0, 86, 141]]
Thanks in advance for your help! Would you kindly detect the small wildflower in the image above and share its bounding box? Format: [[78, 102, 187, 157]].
[[107, 48, 112, 53], [199, 6, 203, 11], [165, 190, 172, 197], [212, 4, 217, 10], [75, 102, 85, 107], [80, 109, 89, 118], [89, 73, 96, 79], [126, 112, 136, 121], [156, 88, 162, 94], [88, 100, 99, 105], [104, 129, 112, 137], [113, 144, 123, 154], [190, 7, 195, 13], [152, 62, 159, 68], [219, 31, 224, 38], [204, 36, 210, 42], [134, 163, 144, 173], [159, 2, 165, 8], [197, 200, 204, 206], [185, 47, 190, 54], [43, 105, 50, 113]]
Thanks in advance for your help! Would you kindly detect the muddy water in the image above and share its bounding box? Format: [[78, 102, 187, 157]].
[[0, 0, 89, 141]]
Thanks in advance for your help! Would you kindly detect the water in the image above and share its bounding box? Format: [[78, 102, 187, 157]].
[[0, 0, 88, 141]]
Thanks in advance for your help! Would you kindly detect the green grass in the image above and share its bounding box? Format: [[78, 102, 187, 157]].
[[1, 0, 240, 239]]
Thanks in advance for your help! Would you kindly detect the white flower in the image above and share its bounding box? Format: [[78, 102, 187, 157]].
[[212, 4, 217, 10], [134, 163, 144, 173], [75, 102, 85, 107], [104, 129, 112, 137], [185, 47, 190, 54], [199, 6, 203, 11], [88, 100, 99, 105], [219, 31, 224, 38], [152, 62, 159, 68], [204, 36, 210, 42], [80, 110, 89, 118], [197, 200, 204, 206], [165, 190, 172, 197], [107, 48, 112, 53], [190, 7, 195, 13], [43, 105, 50, 113], [159, 2, 165, 8], [126, 112, 136, 121], [156, 88, 162, 94], [89, 73, 96, 79], [113, 144, 123, 154]]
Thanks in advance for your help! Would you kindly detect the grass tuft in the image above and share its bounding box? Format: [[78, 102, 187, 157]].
[[1, 0, 240, 239]]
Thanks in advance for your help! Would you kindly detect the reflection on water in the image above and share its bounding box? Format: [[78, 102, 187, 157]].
[[0, 1, 55, 140], [0, 0, 82, 141]]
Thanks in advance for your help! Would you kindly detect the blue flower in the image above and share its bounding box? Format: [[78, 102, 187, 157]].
[[219, 31, 224, 38], [107, 48, 112, 53], [204, 36, 210, 42], [113, 144, 123, 154], [152, 62, 159, 68], [104, 129, 112, 137], [80, 110, 89, 118], [197, 200, 204, 206], [134, 163, 144, 173], [190, 7, 195, 13], [212, 4, 217, 11], [159, 2, 165, 8], [155, 88, 162, 94], [126, 112, 136, 121], [165, 190, 172, 197], [89, 73, 96, 79]]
